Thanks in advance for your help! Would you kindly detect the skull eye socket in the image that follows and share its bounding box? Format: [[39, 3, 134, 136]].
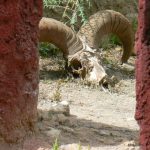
[[69, 58, 82, 78], [71, 59, 82, 70]]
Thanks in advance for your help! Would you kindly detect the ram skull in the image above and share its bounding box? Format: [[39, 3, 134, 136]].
[[39, 10, 134, 86], [68, 44, 107, 85]]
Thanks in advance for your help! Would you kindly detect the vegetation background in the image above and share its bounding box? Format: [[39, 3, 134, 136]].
[[40, 0, 138, 57]]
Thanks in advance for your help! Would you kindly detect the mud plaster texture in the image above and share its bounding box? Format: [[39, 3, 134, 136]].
[[0, 0, 42, 144], [135, 0, 150, 149]]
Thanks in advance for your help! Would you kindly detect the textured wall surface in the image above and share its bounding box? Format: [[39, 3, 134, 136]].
[[135, 0, 150, 149], [0, 1, 42, 143]]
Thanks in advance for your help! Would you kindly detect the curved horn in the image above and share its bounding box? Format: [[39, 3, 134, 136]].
[[78, 10, 134, 63], [39, 17, 83, 58], [39, 18, 109, 84]]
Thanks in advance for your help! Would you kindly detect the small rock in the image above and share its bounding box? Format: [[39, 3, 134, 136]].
[[57, 114, 69, 124], [60, 126, 74, 133], [38, 109, 52, 121], [124, 140, 136, 147], [125, 148, 137, 150], [115, 46, 122, 52], [120, 63, 135, 72], [111, 75, 119, 82], [60, 144, 80, 150], [99, 130, 111, 136], [38, 100, 70, 121], [60, 100, 69, 106], [44, 127, 61, 138], [50, 101, 70, 116]]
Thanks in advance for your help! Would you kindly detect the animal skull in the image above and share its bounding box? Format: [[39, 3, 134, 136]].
[[68, 46, 107, 85]]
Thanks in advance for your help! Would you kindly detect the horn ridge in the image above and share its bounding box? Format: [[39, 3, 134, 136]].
[[78, 10, 134, 63]]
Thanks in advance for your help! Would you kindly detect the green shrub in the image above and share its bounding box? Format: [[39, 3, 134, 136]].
[[132, 17, 138, 32], [39, 42, 60, 57], [109, 34, 121, 45], [101, 34, 122, 50], [52, 139, 59, 150], [42, 1, 135, 52], [43, 0, 91, 26]]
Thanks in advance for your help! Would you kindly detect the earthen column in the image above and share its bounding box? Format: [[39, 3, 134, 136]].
[[135, 0, 150, 149], [0, 0, 42, 143]]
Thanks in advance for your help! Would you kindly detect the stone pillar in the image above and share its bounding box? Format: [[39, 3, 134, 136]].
[[135, 0, 150, 149], [0, 1, 42, 143]]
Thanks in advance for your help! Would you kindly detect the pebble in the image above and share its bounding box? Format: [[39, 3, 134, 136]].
[[44, 127, 61, 138], [38, 100, 70, 121]]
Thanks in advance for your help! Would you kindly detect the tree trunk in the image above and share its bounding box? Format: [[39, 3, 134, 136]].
[[135, 0, 150, 149], [0, 0, 42, 143]]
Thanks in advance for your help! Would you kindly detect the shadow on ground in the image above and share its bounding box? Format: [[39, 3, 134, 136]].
[[1, 110, 139, 150], [40, 69, 67, 80], [38, 113, 139, 148]]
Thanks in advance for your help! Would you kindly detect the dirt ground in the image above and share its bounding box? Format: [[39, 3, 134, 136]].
[[0, 49, 140, 150], [34, 47, 140, 150]]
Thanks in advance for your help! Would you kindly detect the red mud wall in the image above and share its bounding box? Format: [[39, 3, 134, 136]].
[[135, 0, 150, 149], [0, 1, 42, 143]]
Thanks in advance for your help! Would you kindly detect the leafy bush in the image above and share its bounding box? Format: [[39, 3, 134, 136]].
[[40, 0, 92, 57], [132, 17, 138, 32], [101, 34, 122, 50], [42, 1, 136, 53], [39, 42, 61, 57], [52, 139, 59, 150], [43, 0, 91, 26], [109, 34, 121, 45]]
